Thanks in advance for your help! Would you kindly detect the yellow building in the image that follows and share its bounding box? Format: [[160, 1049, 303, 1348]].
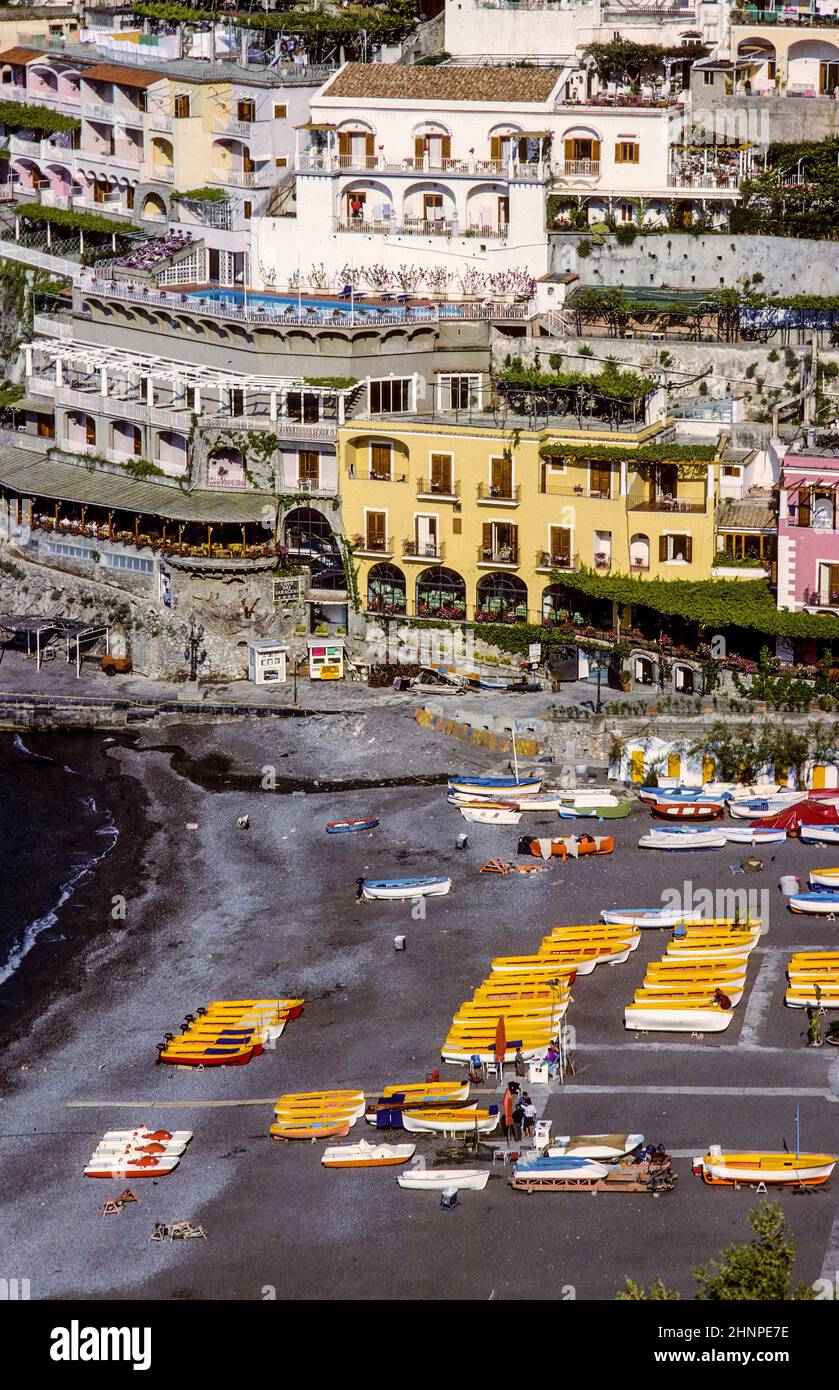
[[337, 416, 721, 624]]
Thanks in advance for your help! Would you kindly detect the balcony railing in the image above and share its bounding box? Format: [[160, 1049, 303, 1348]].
[[197, 413, 338, 442], [403, 538, 445, 560], [300, 151, 545, 179], [478, 544, 520, 566], [208, 167, 269, 188], [627, 495, 706, 513], [349, 470, 408, 483], [630, 560, 651, 573], [356, 534, 393, 554], [417, 477, 459, 499], [143, 164, 174, 183], [539, 480, 613, 498], [563, 159, 600, 177], [213, 116, 258, 137], [477, 482, 521, 503], [537, 550, 578, 570], [84, 102, 115, 122], [149, 114, 173, 132], [337, 217, 507, 239]]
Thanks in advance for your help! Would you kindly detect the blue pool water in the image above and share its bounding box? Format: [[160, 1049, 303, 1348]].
[[186, 288, 465, 318]]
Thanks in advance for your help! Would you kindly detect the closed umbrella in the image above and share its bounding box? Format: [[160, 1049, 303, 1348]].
[[494, 1015, 507, 1077]]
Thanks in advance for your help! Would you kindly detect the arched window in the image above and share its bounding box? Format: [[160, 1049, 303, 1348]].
[[416, 566, 466, 620], [476, 573, 528, 624], [367, 562, 406, 615]]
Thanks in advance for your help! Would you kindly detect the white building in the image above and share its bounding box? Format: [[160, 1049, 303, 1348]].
[[252, 62, 744, 294]]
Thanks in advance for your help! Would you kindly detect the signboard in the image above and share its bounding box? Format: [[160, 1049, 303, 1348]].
[[528, 642, 542, 663], [273, 576, 303, 604], [775, 636, 795, 666]]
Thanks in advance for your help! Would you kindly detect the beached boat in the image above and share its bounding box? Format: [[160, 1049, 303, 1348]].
[[557, 800, 631, 819], [159, 1039, 261, 1066], [85, 1153, 181, 1178], [361, 876, 451, 901], [650, 801, 723, 821], [639, 830, 727, 850], [789, 891, 839, 914], [785, 985, 839, 1007], [102, 1127, 192, 1146], [728, 792, 807, 819], [95, 1137, 191, 1156], [397, 1168, 490, 1191], [545, 924, 641, 947], [548, 1133, 644, 1160], [639, 786, 729, 804], [624, 1001, 735, 1032], [270, 1120, 353, 1141], [519, 833, 615, 861], [697, 1147, 836, 1186], [635, 984, 745, 1006], [513, 1154, 611, 1181], [459, 804, 522, 825], [321, 1140, 416, 1167], [326, 818, 379, 834], [380, 1081, 469, 1103], [723, 826, 788, 844], [401, 1107, 499, 1135], [601, 907, 705, 928], [810, 868, 839, 888], [799, 824, 839, 845], [448, 775, 542, 798], [441, 1042, 546, 1065]]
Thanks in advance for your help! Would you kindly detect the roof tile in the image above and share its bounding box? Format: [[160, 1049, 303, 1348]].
[[321, 62, 562, 104]]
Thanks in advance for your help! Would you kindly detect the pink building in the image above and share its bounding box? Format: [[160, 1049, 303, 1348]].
[[777, 438, 839, 614]]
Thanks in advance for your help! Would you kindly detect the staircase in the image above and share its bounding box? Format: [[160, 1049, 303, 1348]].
[[265, 168, 297, 220]]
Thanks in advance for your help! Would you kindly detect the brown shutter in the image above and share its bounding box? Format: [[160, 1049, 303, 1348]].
[[365, 132, 374, 158], [415, 136, 426, 163], [517, 137, 528, 163], [440, 134, 451, 160], [338, 131, 350, 158], [659, 535, 668, 562], [591, 139, 601, 162], [482, 521, 493, 557], [367, 511, 385, 547], [797, 488, 811, 527], [490, 136, 501, 160], [614, 142, 624, 164], [684, 535, 693, 564], [564, 138, 575, 162]]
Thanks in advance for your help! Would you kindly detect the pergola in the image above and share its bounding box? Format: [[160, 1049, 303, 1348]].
[[0, 615, 110, 676]]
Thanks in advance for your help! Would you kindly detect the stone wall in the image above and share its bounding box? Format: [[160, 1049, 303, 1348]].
[[551, 232, 839, 299]]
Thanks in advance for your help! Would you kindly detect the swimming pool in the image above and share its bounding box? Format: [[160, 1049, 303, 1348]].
[[185, 288, 467, 319]]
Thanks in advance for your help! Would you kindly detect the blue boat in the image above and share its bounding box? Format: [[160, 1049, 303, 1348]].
[[514, 1154, 610, 1180], [326, 818, 379, 834], [449, 775, 542, 797], [361, 875, 451, 901]]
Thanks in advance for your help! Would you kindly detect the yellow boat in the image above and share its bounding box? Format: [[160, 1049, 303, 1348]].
[[625, 1000, 735, 1032], [401, 1108, 499, 1135], [699, 1149, 837, 1185], [276, 1090, 364, 1106], [380, 1081, 469, 1101], [635, 984, 744, 1006]]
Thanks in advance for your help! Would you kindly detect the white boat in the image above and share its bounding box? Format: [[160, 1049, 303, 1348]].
[[728, 792, 807, 819], [601, 907, 703, 928], [547, 1132, 644, 1160], [94, 1138, 191, 1156], [448, 776, 542, 798], [397, 1168, 490, 1191], [788, 891, 839, 914], [441, 1043, 545, 1065], [321, 1140, 416, 1168], [85, 1154, 181, 1178], [624, 1003, 735, 1032], [639, 830, 727, 850], [101, 1127, 193, 1146], [799, 824, 839, 845], [459, 805, 522, 825], [785, 986, 839, 1007], [810, 868, 839, 888], [361, 876, 451, 901], [513, 1155, 611, 1181], [724, 826, 788, 844], [401, 1107, 498, 1135]]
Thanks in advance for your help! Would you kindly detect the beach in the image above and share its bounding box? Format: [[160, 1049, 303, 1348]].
[[1, 705, 838, 1301]]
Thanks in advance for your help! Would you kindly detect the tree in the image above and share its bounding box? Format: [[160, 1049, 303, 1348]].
[[694, 1202, 815, 1301], [618, 1202, 815, 1300]]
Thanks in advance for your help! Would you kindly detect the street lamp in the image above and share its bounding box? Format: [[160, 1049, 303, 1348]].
[[180, 617, 207, 682]]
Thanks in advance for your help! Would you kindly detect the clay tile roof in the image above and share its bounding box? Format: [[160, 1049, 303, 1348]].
[[321, 62, 562, 104], [0, 48, 44, 65], [716, 497, 777, 531], [83, 64, 163, 89]]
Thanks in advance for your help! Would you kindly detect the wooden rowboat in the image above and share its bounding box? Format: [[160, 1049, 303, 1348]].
[[321, 1140, 415, 1167], [270, 1120, 352, 1141], [401, 1108, 499, 1135], [698, 1148, 836, 1186], [326, 819, 379, 834]]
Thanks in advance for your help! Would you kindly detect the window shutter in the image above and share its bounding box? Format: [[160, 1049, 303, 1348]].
[[517, 137, 528, 163], [338, 131, 350, 158], [482, 522, 493, 556], [659, 535, 668, 562], [441, 135, 451, 160], [564, 138, 575, 162], [365, 132, 374, 158], [490, 136, 501, 160], [684, 535, 693, 563], [415, 136, 426, 163], [798, 488, 811, 527], [615, 142, 624, 163], [591, 139, 601, 162]]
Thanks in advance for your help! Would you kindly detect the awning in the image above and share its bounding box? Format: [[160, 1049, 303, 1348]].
[[0, 447, 278, 523], [0, 48, 43, 65], [294, 121, 337, 131], [83, 64, 163, 89]]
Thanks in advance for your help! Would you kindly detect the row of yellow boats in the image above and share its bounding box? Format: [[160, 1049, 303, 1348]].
[[624, 921, 762, 1034], [269, 1081, 488, 1141], [157, 999, 304, 1067], [785, 952, 839, 1008], [441, 923, 640, 1063]]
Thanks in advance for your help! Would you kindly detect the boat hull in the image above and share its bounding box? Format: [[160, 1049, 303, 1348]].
[[624, 1005, 734, 1032], [321, 1142, 415, 1167], [789, 893, 839, 914], [397, 1169, 490, 1191], [699, 1153, 836, 1185], [362, 877, 451, 901], [326, 819, 379, 834]]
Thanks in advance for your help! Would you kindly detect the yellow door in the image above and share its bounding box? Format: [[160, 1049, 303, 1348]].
[[812, 765, 827, 790], [667, 753, 681, 779], [702, 757, 714, 784], [776, 766, 788, 787], [630, 750, 644, 783]]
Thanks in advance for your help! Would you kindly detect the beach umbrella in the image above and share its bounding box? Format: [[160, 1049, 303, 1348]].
[[494, 1015, 507, 1075]]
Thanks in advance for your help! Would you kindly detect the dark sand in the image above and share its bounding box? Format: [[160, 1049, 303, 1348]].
[[1, 705, 837, 1301]]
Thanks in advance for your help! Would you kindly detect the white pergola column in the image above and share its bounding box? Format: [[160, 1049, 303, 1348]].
[[337, 393, 345, 424], [146, 375, 153, 405], [55, 356, 63, 387], [24, 345, 33, 377], [100, 366, 108, 397], [193, 385, 201, 414], [269, 390, 277, 421]]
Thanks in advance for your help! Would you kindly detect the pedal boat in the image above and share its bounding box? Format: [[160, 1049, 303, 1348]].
[[635, 984, 745, 1006], [321, 1140, 415, 1167], [85, 1153, 180, 1178]]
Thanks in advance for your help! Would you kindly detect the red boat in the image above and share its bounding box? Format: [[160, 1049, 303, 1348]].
[[650, 801, 723, 821]]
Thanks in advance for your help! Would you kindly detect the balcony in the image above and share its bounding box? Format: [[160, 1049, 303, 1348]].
[[198, 413, 339, 444], [300, 151, 545, 180], [349, 470, 408, 484], [403, 538, 445, 562], [539, 479, 614, 499], [477, 482, 521, 506], [84, 102, 115, 123], [536, 550, 578, 572], [148, 113, 173, 132], [417, 477, 459, 500], [478, 544, 519, 568], [213, 116, 258, 138], [208, 167, 270, 189], [593, 553, 612, 571], [628, 495, 706, 514], [562, 160, 600, 178], [143, 164, 174, 183], [354, 534, 393, 557]]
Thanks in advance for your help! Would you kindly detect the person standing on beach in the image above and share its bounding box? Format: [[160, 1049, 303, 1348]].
[[501, 1081, 520, 1144]]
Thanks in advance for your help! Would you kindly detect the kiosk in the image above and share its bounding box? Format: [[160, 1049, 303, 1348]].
[[306, 636, 345, 680], [247, 640, 288, 685]]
